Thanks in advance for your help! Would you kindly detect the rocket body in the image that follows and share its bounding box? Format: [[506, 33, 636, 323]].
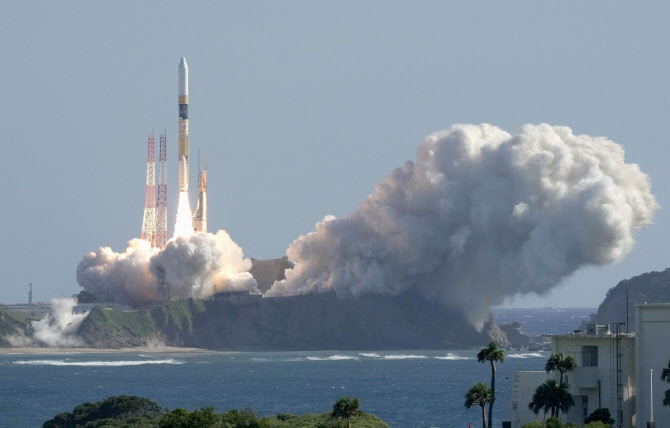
[[178, 57, 189, 191]]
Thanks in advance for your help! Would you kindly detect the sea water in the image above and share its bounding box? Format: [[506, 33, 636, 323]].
[[0, 308, 591, 427], [0, 349, 545, 427]]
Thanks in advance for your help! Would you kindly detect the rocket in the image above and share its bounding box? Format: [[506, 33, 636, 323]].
[[178, 57, 189, 192]]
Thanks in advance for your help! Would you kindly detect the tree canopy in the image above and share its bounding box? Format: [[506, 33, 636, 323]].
[[332, 396, 361, 428], [528, 379, 575, 418], [545, 353, 577, 385]]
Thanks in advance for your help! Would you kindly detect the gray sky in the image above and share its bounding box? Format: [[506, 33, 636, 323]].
[[1, 1, 669, 307]]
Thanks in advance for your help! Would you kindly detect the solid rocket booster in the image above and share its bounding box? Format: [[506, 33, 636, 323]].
[[178, 57, 189, 192]]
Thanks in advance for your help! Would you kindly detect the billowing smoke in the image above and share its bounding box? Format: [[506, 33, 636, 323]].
[[269, 124, 658, 326], [77, 230, 258, 304], [9, 298, 88, 347]]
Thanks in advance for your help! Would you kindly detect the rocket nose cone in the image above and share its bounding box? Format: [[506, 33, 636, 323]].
[[179, 57, 188, 69]]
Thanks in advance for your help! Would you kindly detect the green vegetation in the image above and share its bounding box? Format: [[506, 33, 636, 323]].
[[661, 359, 670, 407], [522, 418, 578, 428], [476, 341, 504, 428], [464, 382, 492, 428], [0, 306, 31, 346], [43, 395, 162, 427], [42, 395, 388, 428], [584, 408, 614, 426], [544, 353, 577, 385], [331, 396, 360, 428], [88, 306, 157, 337], [528, 379, 574, 419]]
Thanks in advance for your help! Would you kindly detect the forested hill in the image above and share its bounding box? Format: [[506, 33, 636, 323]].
[[596, 268, 670, 330]]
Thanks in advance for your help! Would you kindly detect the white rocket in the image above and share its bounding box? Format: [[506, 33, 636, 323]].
[[178, 57, 189, 192]]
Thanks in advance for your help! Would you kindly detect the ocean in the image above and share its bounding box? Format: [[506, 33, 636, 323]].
[[0, 308, 593, 428]]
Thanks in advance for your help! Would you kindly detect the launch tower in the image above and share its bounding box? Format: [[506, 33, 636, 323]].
[[141, 130, 156, 246], [155, 129, 168, 249]]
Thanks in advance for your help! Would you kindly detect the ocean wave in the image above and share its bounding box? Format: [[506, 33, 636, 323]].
[[13, 359, 184, 367], [434, 353, 472, 360], [382, 354, 427, 360], [306, 355, 358, 361], [506, 352, 545, 359], [359, 353, 381, 358]]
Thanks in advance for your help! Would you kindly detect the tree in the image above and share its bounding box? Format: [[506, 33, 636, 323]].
[[584, 408, 614, 426], [545, 353, 577, 385], [331, 396, 360, 428], [464, 382, 492, 428], [528, 380, 575, 418], [159, 407, 222, 428], [477, 341, 505, 428], [661, 359, 670, 406], [584, 423, 610, 428]]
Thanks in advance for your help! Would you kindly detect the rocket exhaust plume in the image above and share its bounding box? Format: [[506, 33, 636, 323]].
[[174, 191, 194, 239], [77, 231, 258, 304], [269, 124, 658, 327]]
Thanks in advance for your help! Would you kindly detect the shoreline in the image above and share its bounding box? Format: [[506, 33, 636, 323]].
[[0, 346, 212, 355]]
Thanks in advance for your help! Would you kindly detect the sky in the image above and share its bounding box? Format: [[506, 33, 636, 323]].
[[1, 1, 669, 307]]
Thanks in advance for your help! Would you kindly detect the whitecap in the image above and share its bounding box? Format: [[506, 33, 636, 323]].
[[382, 354, 427, 360], [434, 353, 472, 360], [306, 355, 358, 361], [359, 353, 381, 358], [506, 352, 545, 359]]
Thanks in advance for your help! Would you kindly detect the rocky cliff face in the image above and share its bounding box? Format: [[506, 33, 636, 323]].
[[595, 268, 670, 330], [77, 291, 511, 350]]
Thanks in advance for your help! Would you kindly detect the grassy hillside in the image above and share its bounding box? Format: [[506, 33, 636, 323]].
[[0, 306, 31, 347]]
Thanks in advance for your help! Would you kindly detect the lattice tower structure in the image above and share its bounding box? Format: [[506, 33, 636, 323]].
[[155, 129, 168, 248], [141, 130, 156, 246]]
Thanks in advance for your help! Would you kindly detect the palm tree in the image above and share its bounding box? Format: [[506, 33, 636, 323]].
[[528, 379, 575, 418], [477, 341, 505, 428], [464, 382, 492, 428], [661, 359, 670, 406], [545, 352, 577, 385], [331, 396, 360, 428]]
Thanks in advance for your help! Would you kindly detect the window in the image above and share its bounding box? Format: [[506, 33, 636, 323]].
[[582, 346, 598, 367], [582, 395, 589, 418]]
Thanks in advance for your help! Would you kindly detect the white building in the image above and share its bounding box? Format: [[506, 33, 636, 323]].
[[635, 304, 670, 427], [509, 325, 635, 428], [509, 304, 670, 428]]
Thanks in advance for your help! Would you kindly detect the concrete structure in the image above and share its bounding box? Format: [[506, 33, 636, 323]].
[[509, 326, 636, 427], [635, 304, 670, 427]]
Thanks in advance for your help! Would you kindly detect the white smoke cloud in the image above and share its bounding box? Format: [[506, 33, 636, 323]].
[[269, 124, 658, 326], [9, 298, 88, 347], [77, 230, 258, 304]]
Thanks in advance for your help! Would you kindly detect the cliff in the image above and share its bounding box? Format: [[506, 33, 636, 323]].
[[77, 290, 511, 350], [595, 268, 670, 330], [0, 306, 31, 347]]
